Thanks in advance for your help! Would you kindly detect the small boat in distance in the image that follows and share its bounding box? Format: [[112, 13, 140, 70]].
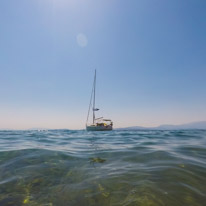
[[86, 70, 113, 131]]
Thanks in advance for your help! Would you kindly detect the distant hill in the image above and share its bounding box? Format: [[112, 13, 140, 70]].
[[116, 121, 206, 130]]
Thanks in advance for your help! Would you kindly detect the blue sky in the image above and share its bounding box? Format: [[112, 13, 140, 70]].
[[0, 0, 206, 129]]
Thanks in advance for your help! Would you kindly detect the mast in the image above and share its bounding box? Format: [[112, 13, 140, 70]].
[[93, 69, 96, 124]]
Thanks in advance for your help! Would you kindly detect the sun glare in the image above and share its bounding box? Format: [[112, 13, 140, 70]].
[[76, 33, 88, 47]]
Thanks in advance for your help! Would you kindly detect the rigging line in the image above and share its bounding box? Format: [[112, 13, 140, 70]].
[[86, 82, 94, 125], [86, 71, 95, 125], [93, 69, 96, 124]]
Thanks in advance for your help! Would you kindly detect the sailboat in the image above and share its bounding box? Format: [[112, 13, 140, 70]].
[[86, 70, 113, 131]]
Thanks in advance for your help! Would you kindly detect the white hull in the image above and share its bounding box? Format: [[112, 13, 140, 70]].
[[86, 125, 112, 131]]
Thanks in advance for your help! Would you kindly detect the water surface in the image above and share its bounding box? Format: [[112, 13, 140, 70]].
[[0, 130, 205, 206]]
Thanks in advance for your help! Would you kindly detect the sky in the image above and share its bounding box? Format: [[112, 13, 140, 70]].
[[0, 0, 206, 129]]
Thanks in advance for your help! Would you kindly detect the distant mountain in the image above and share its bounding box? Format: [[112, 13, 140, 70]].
[[116, 121, 206, 130]]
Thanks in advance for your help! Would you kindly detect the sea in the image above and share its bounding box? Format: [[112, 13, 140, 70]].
[[0, 129, 206, 206]]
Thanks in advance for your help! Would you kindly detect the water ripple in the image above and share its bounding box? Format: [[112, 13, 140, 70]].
[[0, 130, 206, 205]]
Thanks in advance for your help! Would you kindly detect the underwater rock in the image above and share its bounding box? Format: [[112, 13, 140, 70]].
[[89, 157, 106, 163]]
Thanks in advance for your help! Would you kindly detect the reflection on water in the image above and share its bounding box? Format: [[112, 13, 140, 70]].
[[89, 134, 106, 166], [0, 130, 206, 205]]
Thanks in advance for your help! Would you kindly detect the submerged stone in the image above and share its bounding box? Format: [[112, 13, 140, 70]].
[[89, 157, 106, 163]]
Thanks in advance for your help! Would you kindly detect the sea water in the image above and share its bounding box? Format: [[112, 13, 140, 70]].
[[0, 130, 205, 206]]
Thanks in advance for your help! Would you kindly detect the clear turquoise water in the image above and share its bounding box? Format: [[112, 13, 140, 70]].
[[0, 130, 206, 206]]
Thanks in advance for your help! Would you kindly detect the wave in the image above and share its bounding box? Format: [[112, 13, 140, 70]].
[[0, 130, 206, 205]]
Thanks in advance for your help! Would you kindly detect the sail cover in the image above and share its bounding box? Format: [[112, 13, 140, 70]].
[[93, 108, 99, 111]]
